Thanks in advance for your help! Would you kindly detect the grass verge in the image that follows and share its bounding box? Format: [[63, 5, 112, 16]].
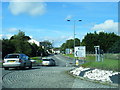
[[64, 54, 119, 72], [82, 59, 119, 72]]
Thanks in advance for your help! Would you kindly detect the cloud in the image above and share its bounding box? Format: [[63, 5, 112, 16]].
[[35, 35, 73, 47], [0, 34, 2, 39], [91, 20, 118, 33], [54, 35, 74, 47], [8, 28, 18, 32], [65, 15, 73, 20], [28, 28, 74, 47], [8, 2, 46, 16], [0, 34, 13, 39], [29, 36, 33, 39]]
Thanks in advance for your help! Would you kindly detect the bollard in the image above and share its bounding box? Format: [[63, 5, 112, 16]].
[[76, 59, 79, 66]]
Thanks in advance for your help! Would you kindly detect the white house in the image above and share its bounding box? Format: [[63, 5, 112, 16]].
[[53, 48, 60, 54], [28, 39, 40, 46]]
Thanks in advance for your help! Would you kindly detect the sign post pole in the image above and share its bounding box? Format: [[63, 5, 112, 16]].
[[94, 46, 100, 62]]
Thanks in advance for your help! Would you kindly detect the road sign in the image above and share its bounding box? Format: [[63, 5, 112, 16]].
[[65, 48, 70, 54], [74, 46, 86, 57]]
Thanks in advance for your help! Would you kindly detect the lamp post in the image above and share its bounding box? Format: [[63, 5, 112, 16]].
[[52, 40, 54, 54], [67, 19, 82, 65]]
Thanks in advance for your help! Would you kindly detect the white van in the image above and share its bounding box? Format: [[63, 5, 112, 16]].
[[3, 53, 32, 70]]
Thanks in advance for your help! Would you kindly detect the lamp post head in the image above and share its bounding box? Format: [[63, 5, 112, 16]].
[[67, 20, 70, 21], [78, 20, 82, 21], [67, 19, 82, 22]]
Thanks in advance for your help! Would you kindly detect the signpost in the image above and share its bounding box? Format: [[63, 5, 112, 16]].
[[100, 49, 104, 62], [74, 46, 86, 66], [74, 46, 86, 57], [94, 46, 100, 62], [65, 48, 70, 54]]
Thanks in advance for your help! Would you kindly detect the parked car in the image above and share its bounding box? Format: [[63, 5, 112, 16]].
[[42, 58, 56, 66], [3, 53, 32, 70]]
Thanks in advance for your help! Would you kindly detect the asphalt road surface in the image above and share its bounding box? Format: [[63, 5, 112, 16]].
[[2, 54, 118, 88]]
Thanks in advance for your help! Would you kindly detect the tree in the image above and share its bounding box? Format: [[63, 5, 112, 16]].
[[2, 39, 15, 58], [2, 30, 52, 57], [2, 30, 51, 57], [10, 30, 30, 41], [108, 39, 120, 53], [81, 33, 97, 53], [61, 43, 66, 52], [81, 32, 120, 53], [66, 39, 74, 48], [10, 30, 32, 56], [40, 40, 53, 55], [30, 43, 39, 57], [60, 38, 80, 52], [37, 46, 45, 56], [75, 38, 81, 46], [40, 40, 52, 49]]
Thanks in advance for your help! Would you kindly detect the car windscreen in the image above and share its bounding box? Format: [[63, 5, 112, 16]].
[[5, 55, 19, 58]]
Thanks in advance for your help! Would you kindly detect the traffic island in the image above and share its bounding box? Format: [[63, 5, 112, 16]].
[[69, 66, 120, 86]]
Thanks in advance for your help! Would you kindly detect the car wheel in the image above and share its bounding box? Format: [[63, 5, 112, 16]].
[[29, 63, 32, 69], [4, 67, 9, 70]]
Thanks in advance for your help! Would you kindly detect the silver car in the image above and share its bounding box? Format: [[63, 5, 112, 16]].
[[42, 58, 56, 66], [3, 53, 32, 70]]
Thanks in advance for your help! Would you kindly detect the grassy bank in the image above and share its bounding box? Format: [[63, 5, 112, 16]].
[[82, 58, 119, 72], [30, 57, 42, 65], [0, 59, 2, 66], [64, 54, 119, 72], [0, 62, 2, 66], [104, 53, 120, 60]]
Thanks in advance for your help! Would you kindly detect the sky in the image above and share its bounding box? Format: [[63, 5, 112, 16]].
[[1, 1, 118, 47]]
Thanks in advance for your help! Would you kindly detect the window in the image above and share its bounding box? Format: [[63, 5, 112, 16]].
[[5, 55, 19, 58], [26, 56, 29, 60]]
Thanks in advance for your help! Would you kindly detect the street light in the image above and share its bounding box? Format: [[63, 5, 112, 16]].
[[67, 19, 82, 65], [52, 40, 54, 53]]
